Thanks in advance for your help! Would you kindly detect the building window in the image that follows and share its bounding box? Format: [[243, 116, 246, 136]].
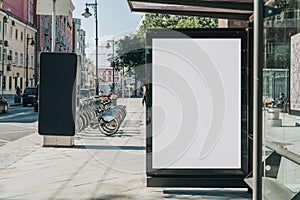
[[20, 77, 23, 89], [20, 53, 23, 66], [10, 26, 13, 38], [9, 50, 12, 62], [31, 56, 34, 67], [20, 31, 23, 41], [9, 76, 12, 90], [2, 76, 6, 90], [15, 52, 18, 65], [4, 24, 7, 35], [15, 29, 18, 40], [3, 49, 7, 62], [14, 77, 17, 88]]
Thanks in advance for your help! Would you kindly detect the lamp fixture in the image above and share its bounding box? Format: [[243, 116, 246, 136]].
[[82, 7, 92, 18]]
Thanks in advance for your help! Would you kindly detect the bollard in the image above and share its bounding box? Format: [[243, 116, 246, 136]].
[[266, 108, 280, 120], [266, 108, 282, 127]]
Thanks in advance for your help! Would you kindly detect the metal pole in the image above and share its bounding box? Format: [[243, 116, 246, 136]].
[[34, 16, 39, 86], [263, 29, 267, 99], [26, 37, 29, 87], [51, 0, 56, 52], [112, 38, 115, 92], [95, 0, 99, 95], [122, 66, 125, 98], [34, 31, 38, 85], [253, 0, 264, 199], [1, 16, 5, 96]]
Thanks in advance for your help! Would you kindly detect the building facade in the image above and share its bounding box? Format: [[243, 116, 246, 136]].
[[99, 68, 120, 86], [2, 0, 36, 27], [73, 18, 87, 89], [84, 58, 95, 89], [0, 9, 37, 97]]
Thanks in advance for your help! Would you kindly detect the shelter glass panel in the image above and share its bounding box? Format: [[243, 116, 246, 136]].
[[263, 0, 300, 196]]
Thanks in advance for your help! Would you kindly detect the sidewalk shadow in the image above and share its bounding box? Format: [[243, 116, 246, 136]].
[[91, 194, 141, 200], [76, 130, 139, 138], [0, 117, 38, 123], [163, 189, 252, 199], [74, 144, 145, 151]]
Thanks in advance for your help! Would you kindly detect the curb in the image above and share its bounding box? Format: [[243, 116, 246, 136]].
[[9, 103, 22, 107]]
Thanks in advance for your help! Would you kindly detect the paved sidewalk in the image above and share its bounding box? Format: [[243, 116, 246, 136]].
[[0, 98, 251, 200]]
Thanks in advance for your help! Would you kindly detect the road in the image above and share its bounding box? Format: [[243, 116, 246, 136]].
[[0, 106, 38, 146]]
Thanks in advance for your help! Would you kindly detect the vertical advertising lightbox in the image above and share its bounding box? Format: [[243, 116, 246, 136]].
[[290, 33, 300, 115], [146, 29, 249, 187], [39, 53, 78, 136]]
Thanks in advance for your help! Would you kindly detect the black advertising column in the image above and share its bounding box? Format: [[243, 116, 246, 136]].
[[38, 52, 79, 146]]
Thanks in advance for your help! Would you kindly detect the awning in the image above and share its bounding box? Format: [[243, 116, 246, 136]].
[[128, 0, 255, 20]]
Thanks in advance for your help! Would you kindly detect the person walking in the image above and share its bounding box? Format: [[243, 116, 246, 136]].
[[141, 84, 147, 107], [16, 86, 21, 96]]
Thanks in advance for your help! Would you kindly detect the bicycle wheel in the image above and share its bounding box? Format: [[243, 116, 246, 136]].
[[99, 119, 119, 136], [79, 114, 86, 132]]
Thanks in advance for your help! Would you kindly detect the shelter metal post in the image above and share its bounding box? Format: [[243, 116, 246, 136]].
[[253, 0, 264, 199]]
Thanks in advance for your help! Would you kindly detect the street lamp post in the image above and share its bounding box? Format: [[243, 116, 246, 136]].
[[117, 58, 125, 98], [82, 0, 99, 95], [1, 15, 9, 96], [25, 36, 35, 87], [106, 38, 115, 92]]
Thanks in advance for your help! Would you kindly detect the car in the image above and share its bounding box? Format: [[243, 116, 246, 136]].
[[0, 96, 8, 113], [22, 87, 36, 107], [33, 83, 39, 112], [89, 88, 96, 96], [80, 89, 92, 99]]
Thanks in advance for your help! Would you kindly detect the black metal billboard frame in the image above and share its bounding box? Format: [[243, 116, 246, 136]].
[[145, 28, 251, 188]]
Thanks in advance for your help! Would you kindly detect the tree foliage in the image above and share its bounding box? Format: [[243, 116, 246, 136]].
[[274, 0, 291, 11], [137, 14, 218, 36], [114, 14, 218, 82], [115, 34, 145, 73]]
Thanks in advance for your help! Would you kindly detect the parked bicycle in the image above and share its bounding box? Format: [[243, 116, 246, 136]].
[[77, 96, 126, 136]]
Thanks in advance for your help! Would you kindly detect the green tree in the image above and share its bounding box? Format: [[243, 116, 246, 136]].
[[137, 14, 218, 36], [115, 34, 145, 72], [274, 0, 291, 11], [114, 14, 218, 85]]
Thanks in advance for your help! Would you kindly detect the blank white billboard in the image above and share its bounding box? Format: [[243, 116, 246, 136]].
[[152, 38, 241, 169], [291, 33, 300, 111]]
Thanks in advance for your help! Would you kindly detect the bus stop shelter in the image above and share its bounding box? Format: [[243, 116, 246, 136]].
[[128, 0, 254, 20], [127, 0, 271, 199]]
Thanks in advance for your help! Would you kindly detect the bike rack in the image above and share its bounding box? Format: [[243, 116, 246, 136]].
[[98, 105, 127, 136], [77, 97, 127, 136]]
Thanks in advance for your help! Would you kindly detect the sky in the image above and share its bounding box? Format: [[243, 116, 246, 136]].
[[72, 0, 144, 66]]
